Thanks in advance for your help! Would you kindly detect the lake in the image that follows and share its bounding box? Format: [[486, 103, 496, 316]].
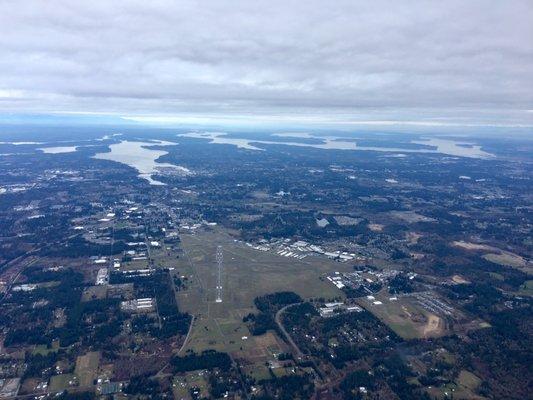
[[180, 132, 494, 158], [93, 140, 190, 185]]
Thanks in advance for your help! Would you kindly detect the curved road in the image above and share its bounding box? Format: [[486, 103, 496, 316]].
[[275, 303, 304, 358], [177, 315, 195, 355]]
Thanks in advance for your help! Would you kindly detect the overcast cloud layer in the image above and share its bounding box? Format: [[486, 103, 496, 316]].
[[0, 0, 532, 127]]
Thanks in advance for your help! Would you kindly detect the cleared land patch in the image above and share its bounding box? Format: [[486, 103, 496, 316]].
[[75, 351, 100, 387], [452, 241, 494, 251], [483, 252, 527, 269], [452, 241, 530, 273]]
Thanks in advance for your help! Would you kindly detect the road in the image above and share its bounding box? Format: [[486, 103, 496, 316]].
[[0, 232, 82, 303], [177, 315, 195, 355], [0, 257, 40, 303], [275, 303, 304, 359]]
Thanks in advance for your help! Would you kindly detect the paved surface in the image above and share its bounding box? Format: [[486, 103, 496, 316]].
[[275, 303, 304, 358]]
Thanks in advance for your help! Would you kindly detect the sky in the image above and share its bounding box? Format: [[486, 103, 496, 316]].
[[0, 0, 532, 129]]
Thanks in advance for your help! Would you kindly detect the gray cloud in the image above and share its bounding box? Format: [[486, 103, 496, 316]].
[[0, 0, 532, 127]]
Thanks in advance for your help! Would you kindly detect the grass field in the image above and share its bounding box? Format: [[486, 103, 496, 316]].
[[457, 370, 482, 391], [427, 370, 483, 400], [32, 344, 57, 356], [81, 285, 107, 301], [168, 227, 349, 357], [173, 371, 210, 400], [49, 374, 76, 392], [453, 241, 531, 274], [75, 351, 100, 387], [242, 364, 272, 381], [483, 252, 526, 268], [518, 280, 533, 296], [358, 292, 447, 339], [121, 258, 150, 271]]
